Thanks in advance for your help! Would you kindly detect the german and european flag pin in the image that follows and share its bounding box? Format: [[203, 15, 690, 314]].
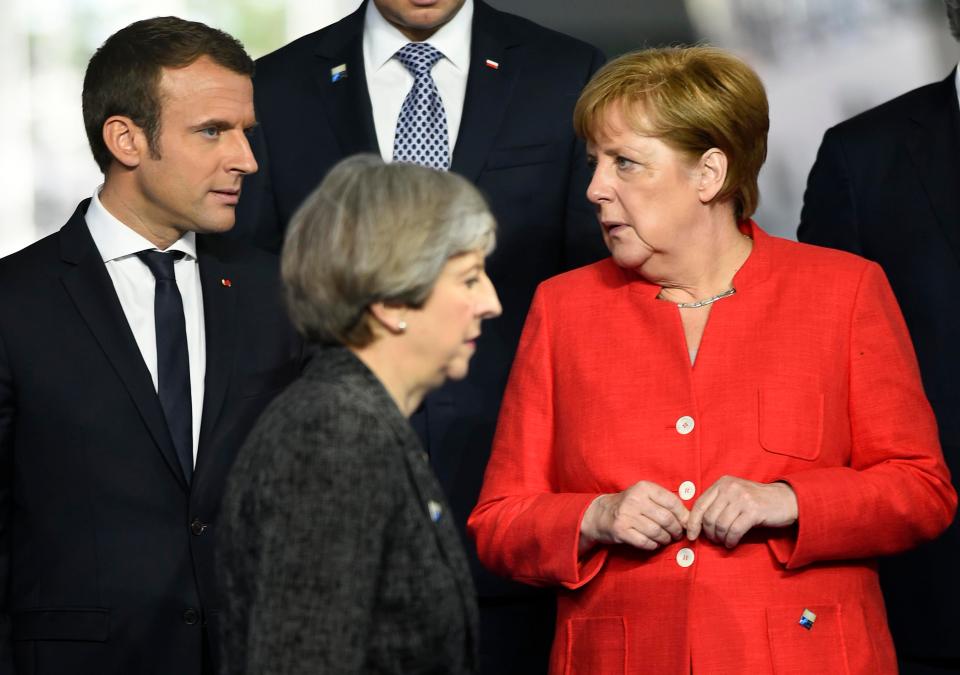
[[427, 499, 443, 523], [798, 608, 817, 630]]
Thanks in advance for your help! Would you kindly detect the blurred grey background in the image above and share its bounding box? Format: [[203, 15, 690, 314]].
[[2, 0, 955, 256]]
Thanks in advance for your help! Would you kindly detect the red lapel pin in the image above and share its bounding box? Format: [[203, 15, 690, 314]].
[[220, 278, 232, 287], [485, 59, 499, 70]]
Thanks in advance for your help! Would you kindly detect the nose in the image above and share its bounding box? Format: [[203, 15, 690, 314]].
[[586, 161, 612, 205], [477, 273, 502, 320], [229, 130, 259, 175]]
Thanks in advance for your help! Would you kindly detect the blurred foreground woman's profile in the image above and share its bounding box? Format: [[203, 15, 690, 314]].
[[218, 154, 501, 675]]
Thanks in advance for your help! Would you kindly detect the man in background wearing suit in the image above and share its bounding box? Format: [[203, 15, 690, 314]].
[[0, 17, 301, 675], [232, 0, 607, 671], [798, 2, 960, 672]]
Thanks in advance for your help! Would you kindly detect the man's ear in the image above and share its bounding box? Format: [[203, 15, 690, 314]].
[[102, 115, 146, 169], [697, 147, 728, 204], [368, 301, 409, 335]]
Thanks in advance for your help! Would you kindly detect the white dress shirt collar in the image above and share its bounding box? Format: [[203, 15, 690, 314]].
[[84, 185, 206, 462], [364, 0, 473, 72], [86, 186, 198, 262]]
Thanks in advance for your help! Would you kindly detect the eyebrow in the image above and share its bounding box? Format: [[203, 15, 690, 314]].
[[191, 118, 259, 132], [459, 262, 484, 276]]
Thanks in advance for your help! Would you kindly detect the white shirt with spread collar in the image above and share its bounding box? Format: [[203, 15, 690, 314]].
[[363, 0, 473, 162], [85, 187, 206, 465]]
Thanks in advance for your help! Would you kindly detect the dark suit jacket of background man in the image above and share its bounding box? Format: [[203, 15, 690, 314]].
[[0, 200, 302, 675], [798, 71, 960, 664], [231, 1, 608, 671]]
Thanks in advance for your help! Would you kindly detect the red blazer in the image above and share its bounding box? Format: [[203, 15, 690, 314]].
[[468, 223, 956, 675]]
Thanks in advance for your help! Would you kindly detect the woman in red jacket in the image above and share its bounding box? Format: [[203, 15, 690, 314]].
[[468, 46, 957, 674]]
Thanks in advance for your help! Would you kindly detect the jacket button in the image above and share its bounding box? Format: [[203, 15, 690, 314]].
[[678, 481, 696, 500], [183, 608, 199, 625], [190, 518, 207, 536]]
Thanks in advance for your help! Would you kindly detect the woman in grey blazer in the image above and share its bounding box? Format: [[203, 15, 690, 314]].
[[217, 155, 501, 675]]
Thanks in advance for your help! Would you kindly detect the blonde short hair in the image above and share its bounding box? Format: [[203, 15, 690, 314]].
[[574, 46, 768, 220], [281, 155, 496, 347]]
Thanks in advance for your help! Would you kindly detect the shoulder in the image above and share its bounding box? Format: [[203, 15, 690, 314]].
[[825, 77, 949, 144], [764, 231, 878, 289], [0, 231, 60, 285], [0, 208, 81, 304], [253, 12, 358, 89], [484, 4, 599, 53], [476, 2, 603, 71], [239, 352, 398, 470], [256, 29, 324, 75], [534, 257, 626, 307]]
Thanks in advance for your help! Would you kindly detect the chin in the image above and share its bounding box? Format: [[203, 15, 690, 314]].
[[610, 253, 644, 270], [196, 219, 236, 235], [443, 358, 472, 382], [608, 243, 652, 271]]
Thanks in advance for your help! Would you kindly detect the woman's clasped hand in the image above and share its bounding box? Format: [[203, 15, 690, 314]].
[[580, 476, 799, 552]]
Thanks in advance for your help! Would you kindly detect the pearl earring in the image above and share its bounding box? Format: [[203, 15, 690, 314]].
[[397, 320, 407, 332]]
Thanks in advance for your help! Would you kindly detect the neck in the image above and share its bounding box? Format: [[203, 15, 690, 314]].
[[350, 342, 431, 418], [655, 218, 753, 305], [397, 25, 440, 42], [100, 177, 183, 250]]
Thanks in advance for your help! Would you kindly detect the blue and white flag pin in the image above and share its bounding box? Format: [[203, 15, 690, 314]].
[[798, 608, 817, 630], [427, 500, 443, 523], [330, 64, 347, 82]]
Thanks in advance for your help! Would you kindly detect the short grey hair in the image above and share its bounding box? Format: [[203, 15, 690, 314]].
[[281, 154, 497, 347], [948, 0, 960, 40]]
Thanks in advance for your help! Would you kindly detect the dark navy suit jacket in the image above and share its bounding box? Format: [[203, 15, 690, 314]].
[[799, 72, 960, 661], [232, 1, 608, 603], [0, 201, 302, 675]]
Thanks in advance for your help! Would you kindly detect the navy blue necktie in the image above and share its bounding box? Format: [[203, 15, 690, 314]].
[[137, 250, 193, 485], [392, 42, 450, 170]]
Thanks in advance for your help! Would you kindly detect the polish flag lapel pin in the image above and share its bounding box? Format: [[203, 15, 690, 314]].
[[484, 59, 499, 70]]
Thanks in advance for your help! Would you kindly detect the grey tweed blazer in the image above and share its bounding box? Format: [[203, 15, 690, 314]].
[[217, 346, 479, 674]]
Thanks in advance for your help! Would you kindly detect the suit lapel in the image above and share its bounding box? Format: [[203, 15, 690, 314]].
[[906, 73, 960, 267], [58, 202, 189, 492], [450, 1, 522, 182], [394, 430, 479, 653], [327, 348, 479, 657], [194, 236, 239, 479], [313, 2, 380, 157]]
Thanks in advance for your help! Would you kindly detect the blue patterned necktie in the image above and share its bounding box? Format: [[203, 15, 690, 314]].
[[392, 42, 450, 170], [137, 249, 193, 485]]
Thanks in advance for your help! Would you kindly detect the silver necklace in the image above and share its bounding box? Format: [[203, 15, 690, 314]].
[[658, 286, 736, 309], [657, 232, 750, 309]]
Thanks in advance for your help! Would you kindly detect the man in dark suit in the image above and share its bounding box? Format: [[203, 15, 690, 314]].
[[798, 4, 960, 671], [0, 17, 301, 675], [231, 1, 607, 670]]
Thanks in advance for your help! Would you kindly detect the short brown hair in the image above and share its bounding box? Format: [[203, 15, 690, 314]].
[[574, 46, 768, 221], [82, 16, 254, 173], [282, 155, 497, 347], [947, 0, 960, 40]]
